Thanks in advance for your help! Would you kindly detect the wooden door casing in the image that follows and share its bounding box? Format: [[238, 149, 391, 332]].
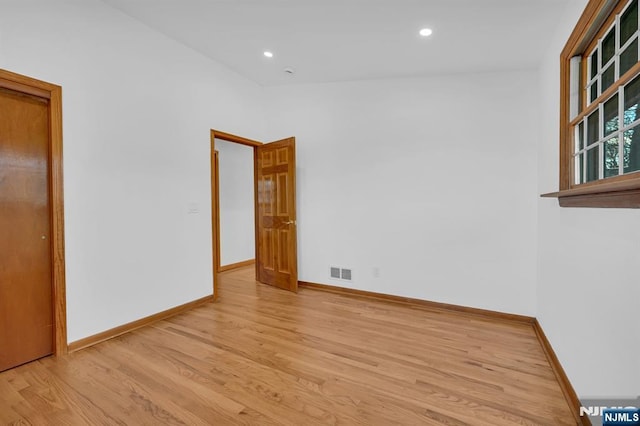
[[210, 130, 263, 298], [256, 138, 298, 292], [0, 87, 54, 371]]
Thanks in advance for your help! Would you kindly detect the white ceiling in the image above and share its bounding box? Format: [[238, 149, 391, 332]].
[[100, 0, 572, 86]]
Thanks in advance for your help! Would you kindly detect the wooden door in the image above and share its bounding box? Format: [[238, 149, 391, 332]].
[[256, 138, 298, 291], [0, 87, 53, 371]]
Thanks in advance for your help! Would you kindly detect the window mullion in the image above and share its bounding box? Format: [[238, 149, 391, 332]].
[[575, 126, 580, 184], [598, 39, 603, 97], [619, 86, 625, 175], [584, 147, 587, 183], [616, 14, 621, 80], [599, 102, 605, 180]]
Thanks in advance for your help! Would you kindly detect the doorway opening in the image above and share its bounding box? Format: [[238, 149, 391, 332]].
[[211, 130, 261, 299], [216, 140, 255, 273], [210, 130, 298, 299]]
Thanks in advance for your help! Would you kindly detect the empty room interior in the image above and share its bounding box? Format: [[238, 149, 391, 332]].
[[1, 0, 639, 424]]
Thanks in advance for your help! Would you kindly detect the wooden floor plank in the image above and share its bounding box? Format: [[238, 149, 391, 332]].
[[0, 266, 576, 424]]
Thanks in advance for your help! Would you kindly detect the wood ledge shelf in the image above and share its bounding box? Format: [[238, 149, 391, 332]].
[[541, 179, 640, 208]]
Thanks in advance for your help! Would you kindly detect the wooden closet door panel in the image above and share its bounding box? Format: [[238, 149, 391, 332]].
[[0, 87, 53, 371]]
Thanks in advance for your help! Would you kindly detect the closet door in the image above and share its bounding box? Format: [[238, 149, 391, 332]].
[[0, 87, 53, 371]]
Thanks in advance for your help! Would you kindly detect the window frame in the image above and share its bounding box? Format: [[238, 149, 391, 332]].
[[547, 0, 640, 207]]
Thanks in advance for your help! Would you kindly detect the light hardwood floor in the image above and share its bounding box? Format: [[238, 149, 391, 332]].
[[0, 266, 575, 425]]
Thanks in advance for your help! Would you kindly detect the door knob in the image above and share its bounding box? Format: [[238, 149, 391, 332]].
[[41, 235, 46, 240], [284, 220, 296, 225]]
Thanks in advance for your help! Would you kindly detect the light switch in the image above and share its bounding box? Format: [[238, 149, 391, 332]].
[[187, 202, 199, 214]]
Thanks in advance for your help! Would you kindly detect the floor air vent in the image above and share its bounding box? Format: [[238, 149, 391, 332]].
[[330, 267, 341, 279], [330, 266, 353, 281], [341, 269, 352, 280]]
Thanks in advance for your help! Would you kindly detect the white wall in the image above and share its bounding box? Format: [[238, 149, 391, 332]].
[[0, 0, 265, 342], [265, 72, 539, 316], [537, 0, 640, 398], [216, 140, 255, 266]]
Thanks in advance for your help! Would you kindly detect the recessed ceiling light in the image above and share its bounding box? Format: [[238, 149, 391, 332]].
[[263, 51, 274, 58], [419, 28, 433, 37]]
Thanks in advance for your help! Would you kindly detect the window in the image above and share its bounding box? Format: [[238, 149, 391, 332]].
[[550, 0, 640, 207]]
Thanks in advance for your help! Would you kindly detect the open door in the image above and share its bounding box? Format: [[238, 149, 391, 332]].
[[256, 137, 298, 292]]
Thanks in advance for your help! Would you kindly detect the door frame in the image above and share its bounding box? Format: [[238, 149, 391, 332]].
[[210, 129, 262, 299], [0, 69, 67, 356]]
